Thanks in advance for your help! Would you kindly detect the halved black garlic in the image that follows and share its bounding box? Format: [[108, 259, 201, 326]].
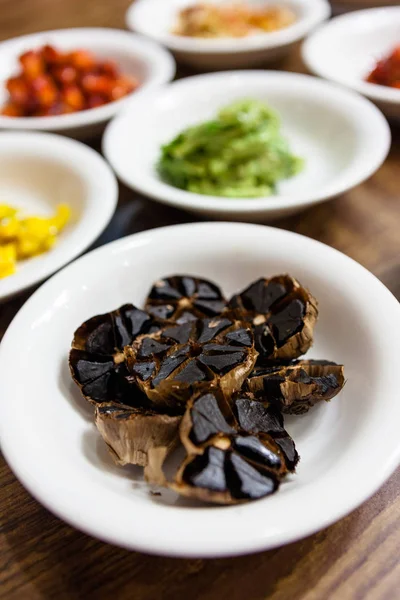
[[226, 275, 318, 362], [125, 317, 257, 409], [146, 390, 298, 504], [68, 272, 345, 507], [247, 359, 345, 414], [95, 402, 181, 467], [69, 304, 160, 405], [145, 275, 227, 323]]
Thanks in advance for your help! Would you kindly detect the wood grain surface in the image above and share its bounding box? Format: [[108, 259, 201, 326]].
[[0, 1, 399, 599]]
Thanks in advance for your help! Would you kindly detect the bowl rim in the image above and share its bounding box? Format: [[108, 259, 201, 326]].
[[0, 27, 176, 131], [1, 221, 400, 557], [302, 7, 400, 106], [126, 0, 331, 55], [102, 70, 391, 215], [0, 130, 118, 301]]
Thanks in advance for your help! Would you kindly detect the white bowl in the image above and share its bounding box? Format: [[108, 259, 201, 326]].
[[0, 131, 117, 302], [126, 0, 331, 69], [302, 7, 400, 120], [103, 71, 391, 221], [0, 28, 176, 139], [1, 222, 399, 557]]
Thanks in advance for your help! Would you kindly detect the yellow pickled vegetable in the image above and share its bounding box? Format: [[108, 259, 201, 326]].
[[0, 215, 19, 241], [52, 204, 71, 231], [0, 244, 17, 278], [0, 203, 71, 279], [0, 205, 17, 220]]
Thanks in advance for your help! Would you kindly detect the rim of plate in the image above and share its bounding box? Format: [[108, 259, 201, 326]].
[[0, 131, 118, 301], [302, 7, 400, 106], [126, 0, 331, 54], [0, 28, 176, 131], [0, 222, 400, 557], [102, 71, 391, 215]]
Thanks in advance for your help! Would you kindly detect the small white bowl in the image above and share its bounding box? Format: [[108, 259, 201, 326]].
[[126, 0, 331, 69], [302, 7, 400, 120], [0, 28, 176, 139], [0, 131, 118, 302], [0, 222, 399, 557], [103, 71, 391, 221]]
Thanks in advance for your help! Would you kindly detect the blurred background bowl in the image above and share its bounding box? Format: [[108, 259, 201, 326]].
[[0, 28, 176, 139], [0, 131, 118, 301], [126, 0, 331, 70], [103, 70, 390, 222], [303, 7, 400, 119]]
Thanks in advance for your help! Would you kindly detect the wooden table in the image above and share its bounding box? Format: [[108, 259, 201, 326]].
[[0, 1, 399, 598]]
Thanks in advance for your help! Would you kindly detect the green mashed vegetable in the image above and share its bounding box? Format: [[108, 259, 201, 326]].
[[157, 99, 304, 198]]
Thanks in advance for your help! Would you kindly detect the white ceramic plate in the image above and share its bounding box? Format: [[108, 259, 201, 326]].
[[126, 0, 330, 69], [0, 131, 117, 302], [103, 71, 391, 221], [302, 7, 400, 119], [1, 222, 399, 558], [0, 28, 175, 138]]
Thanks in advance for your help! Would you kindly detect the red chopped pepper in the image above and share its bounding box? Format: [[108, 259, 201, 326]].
[[1, 44, 139, 117], [366, 45, 400, 89]]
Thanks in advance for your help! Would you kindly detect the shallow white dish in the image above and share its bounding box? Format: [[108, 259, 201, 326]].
[[0, 131, 117, 302], [0, 28, 175, 139], [302, 7, 400, 119], [126, 0, 330, 69], [103, 71, 390, 221], [1, 222, 400, 557]]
